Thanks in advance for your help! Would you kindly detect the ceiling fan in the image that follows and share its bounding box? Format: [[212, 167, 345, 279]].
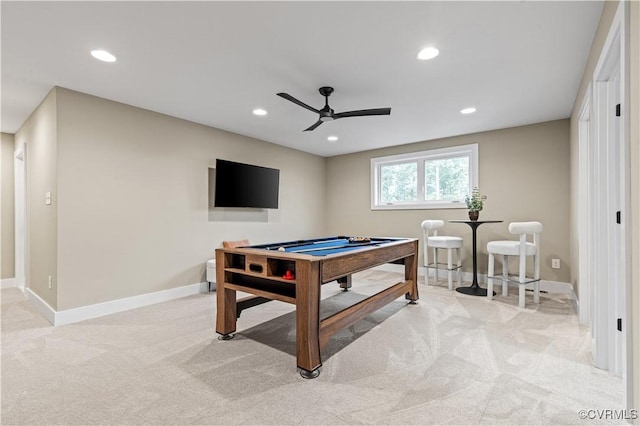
[[277, 86, 391, 132]]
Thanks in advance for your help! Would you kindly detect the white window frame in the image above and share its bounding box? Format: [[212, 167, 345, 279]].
[[370, 143, 478, 210]]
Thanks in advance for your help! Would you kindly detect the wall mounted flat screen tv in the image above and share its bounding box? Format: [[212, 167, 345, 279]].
[[214, 159, 280, 208]]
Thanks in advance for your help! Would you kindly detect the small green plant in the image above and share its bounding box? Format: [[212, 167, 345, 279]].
[[465, 187, 487, 212]]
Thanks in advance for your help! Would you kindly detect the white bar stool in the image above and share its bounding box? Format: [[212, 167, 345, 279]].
[[421, 220, 463, 290], [486, 221, 543, 308]]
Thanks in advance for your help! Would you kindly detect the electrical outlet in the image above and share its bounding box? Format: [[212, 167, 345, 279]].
[[48, 275, 52, 289], [551, 259, 560, 269]]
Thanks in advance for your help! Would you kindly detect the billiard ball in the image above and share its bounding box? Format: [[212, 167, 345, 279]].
[[278, 247, 285, 252], [283, 270, 294, 280]]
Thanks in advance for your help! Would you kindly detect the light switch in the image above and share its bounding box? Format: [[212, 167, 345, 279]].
[[45, 192, 52, 205]]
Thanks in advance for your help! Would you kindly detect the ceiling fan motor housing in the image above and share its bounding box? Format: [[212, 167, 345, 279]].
[[320, 108, 334, 121]]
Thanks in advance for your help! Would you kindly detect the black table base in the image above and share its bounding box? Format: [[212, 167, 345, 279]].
[[449, 219, 503, 298], [456, 286, 495, 297]]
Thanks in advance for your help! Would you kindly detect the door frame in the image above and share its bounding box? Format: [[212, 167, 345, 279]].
[[577, 88, 592, 329], [14, 142, 27, 291]]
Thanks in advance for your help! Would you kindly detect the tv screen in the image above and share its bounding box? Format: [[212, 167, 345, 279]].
[[214, 159, 280, 208]]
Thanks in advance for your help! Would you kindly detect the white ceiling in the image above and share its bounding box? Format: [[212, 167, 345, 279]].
[[1, 1, 603, 157]]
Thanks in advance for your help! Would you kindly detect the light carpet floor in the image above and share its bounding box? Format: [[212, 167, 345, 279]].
[[1, 270, 624, 425]]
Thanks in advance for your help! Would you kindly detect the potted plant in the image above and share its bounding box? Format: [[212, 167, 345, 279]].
[[465, 187, 486, 221]]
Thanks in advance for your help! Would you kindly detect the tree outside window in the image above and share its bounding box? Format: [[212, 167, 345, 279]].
[[424, 156, 469, 201], [371, 144, 478, 210], [380, 162, 417, 203]]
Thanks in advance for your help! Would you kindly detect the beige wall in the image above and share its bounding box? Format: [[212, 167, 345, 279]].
[[1, 133, 16, 279], [54, 88, 325, 310], [325, 119, 571, 283], [14, 89, 59, 308]]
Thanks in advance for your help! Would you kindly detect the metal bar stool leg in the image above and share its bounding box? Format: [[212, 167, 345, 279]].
[[487, 253, 494, 300], [456, 247, 462, 288], [447, 249, 453, 290], [534, 253, 540, 304], [502, 255, 509, 296], [424, 244, 430, 286], [433, 248, 439, 283]]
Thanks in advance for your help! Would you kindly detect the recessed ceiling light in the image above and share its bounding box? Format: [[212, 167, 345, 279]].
[[253, 108, 267, 116], [460, 107, 477, 114], [327, 136, 338, 142], [417, 47, 439, 60], [90, 49, 116, 63]]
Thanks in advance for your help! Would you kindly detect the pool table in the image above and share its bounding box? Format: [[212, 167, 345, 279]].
[[215, 236, 419, 378]]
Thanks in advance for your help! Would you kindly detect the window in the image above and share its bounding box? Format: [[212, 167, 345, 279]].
[[371, 144, 478, 210]]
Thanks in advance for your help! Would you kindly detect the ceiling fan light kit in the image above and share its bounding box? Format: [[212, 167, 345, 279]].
[[277, 86, 391, 132]]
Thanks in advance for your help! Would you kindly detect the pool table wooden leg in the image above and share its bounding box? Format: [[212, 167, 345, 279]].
[[215, 250, 236, 338], [295, 261, 322, 378], [405, 241, 419, 303]]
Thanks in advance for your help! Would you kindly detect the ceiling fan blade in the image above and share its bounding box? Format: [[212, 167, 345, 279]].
[[277, 93, 320, 114], [303, 120, 323, 132], [333, 108, 391, 119]]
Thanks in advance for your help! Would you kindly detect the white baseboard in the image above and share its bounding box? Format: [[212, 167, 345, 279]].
[[24, 263, 577, 326], [27, 282, 210, 326], [1, 278, 17, 289], [372, 264, 575, 297], [25, 288, 56, 325]]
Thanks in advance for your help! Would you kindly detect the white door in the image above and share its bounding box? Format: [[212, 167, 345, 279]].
[[590, 11, 626, 377], [607, 66, 623, 375]]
